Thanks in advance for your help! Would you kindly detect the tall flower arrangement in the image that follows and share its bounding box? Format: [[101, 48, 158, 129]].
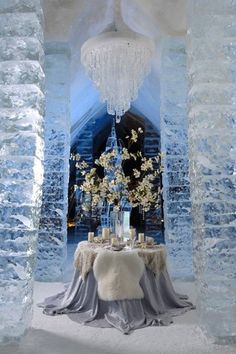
[[72, 128, 163, 216]]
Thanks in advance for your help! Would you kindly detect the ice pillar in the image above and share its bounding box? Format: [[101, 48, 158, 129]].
[[187, 0, 236, 339], [143, 121, 163, 243], [36, 42, 70, 281], [0, 0, 44, 342], [160, 37, 193, 279]]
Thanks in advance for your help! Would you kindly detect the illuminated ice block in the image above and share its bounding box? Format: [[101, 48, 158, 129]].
[[187, 0, 236, 340], [160, 37, 193, 279], [36, 42, 70, 281], [0, 0, 44, 343]]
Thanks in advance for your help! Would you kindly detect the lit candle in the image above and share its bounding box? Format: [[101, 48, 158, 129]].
[[88, 232, 94, 242], [129, 228, 136, 240], [102, 227, 110, 240], [138, 233, 145, 243]]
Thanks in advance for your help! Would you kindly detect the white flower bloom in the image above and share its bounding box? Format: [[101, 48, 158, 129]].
[[131, 129, 138, 142], [122, 148, 130, 160], [133, 169, 141, 178], [141, 158, 153, 171], [74, 127, 164, 215]]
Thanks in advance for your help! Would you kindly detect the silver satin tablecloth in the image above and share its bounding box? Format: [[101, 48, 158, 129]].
[[38, 242, 195, 334]]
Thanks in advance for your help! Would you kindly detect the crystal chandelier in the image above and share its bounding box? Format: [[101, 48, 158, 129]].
[[81, 0, 154, 123]]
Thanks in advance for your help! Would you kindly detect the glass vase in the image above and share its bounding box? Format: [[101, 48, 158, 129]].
[[109, 209, 131, 241]]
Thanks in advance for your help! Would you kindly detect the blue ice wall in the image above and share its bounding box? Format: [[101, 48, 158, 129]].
[[36, 42, 70, 281], [0, 0, 44, 342], [187, 0, 236, 339], [74, 119, 94, 237], [160, 37, 193, 279]]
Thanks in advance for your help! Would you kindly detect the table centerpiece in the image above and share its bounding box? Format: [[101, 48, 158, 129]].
[[72, 125, 164, 240]]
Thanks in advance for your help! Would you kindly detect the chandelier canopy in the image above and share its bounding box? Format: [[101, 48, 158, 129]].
[[81, 2, 155, 123]]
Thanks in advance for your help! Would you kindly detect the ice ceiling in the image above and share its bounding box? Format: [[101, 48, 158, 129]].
[[43, 0, 187, 136]]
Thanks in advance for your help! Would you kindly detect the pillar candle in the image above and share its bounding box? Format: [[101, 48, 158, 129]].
[[88, 232, 94, 242], [129, 228, 136, 240], [102, 227, 110, 240], [138, 233, 145, 243]]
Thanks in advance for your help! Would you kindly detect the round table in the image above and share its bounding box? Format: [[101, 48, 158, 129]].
[[74, 241, 167, 281], [39, 241, 195, 334]]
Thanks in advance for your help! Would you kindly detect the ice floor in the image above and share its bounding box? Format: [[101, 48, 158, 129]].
[[1, 244, 236, 354]]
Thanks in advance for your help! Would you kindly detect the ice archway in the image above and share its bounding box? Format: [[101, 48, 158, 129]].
[[0, 0, 235, 344]]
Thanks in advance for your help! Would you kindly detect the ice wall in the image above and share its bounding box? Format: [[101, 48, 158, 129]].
[[187, 0, 236, 339], [36, 42, 70, 281], [0, 0, 44, 342], [160, 37, 193, 279], [143, 121, 164, 243], [74, 119, 94, 237]]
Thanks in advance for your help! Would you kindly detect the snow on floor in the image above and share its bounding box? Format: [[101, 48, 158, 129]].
[[1, 244, 236, 354]]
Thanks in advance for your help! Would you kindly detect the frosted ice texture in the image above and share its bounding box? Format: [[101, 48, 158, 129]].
[[0, 0, 44, 343], [143, 121, 164, 243], [36, 42, 70, 281], [75, 120, 94, 236], [187, 0, 236, 339], [160, 37, 193, 279]]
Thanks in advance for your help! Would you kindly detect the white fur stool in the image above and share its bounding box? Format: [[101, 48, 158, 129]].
[[93, 250, 145, 301]]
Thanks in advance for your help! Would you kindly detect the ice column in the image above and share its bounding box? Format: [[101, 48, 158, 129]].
[[36, 42, 70, 281], [187, 0, 236, 339], [75, 120, 94, 236], [143, 121, 164, 243], [160, 37, 193, 279], [0, 0, 44, 342]]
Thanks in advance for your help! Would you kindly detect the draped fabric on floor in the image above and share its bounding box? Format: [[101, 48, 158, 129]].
[[38, 267, 195, 334]]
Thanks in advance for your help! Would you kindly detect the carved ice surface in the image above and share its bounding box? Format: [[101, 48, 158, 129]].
[[0, 0, 44, 343], [160, 37, 193, 279], [75, 120, 94, 237], [187, 0, 236, 339], [36, 42, 70, 281]]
